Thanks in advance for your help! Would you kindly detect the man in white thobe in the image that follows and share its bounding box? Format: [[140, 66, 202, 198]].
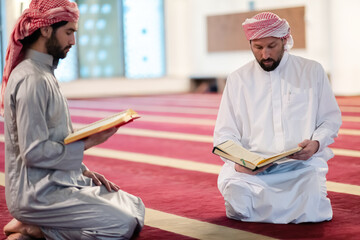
[[214, 12, 342, 223], [1, 1, 144, 239]]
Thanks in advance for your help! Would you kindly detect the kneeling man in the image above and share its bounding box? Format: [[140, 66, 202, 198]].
[[214, 12, 342, 223]]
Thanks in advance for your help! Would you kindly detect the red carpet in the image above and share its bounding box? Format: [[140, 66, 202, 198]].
[[1, 94, 360, 239]]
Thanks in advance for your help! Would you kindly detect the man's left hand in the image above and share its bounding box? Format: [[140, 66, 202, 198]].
[[83, 170, 120, 192], [291, 139, 319, 160]]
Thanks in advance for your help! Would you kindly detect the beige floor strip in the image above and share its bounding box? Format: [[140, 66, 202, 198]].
[[326, 181, 360, 196], [69, 97, 222, 108], [69, 109, 216, 126], [118, 128, 213, 142], [85, 148, 221, 174], [70, 99, 360, 115], [5, 109, 360, 127], [338, 129, 360, 136], [332, 148, 360, 158], [340, 106, 360, 113], [0, 172, 4, 186], [1, 135, 360, 196], [342, 116, 360, 122], [337, 99, 360, 107], [71, 107, 360, 124], [85, 147, 360, 196], [145, 208, 276, 240], [2, 116, 360, 141], [73, 123, 214, 143], [69, 102, 219, 115]]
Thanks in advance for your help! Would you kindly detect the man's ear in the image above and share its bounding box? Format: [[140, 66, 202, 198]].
[[39, 26, 52, 38], [282, 38, 287, 45]]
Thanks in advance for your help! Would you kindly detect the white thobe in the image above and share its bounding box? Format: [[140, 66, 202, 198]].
[[4, 50, 145, 239], [214, 52, 342, 223]]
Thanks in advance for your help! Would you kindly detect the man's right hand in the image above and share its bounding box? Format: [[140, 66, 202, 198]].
[[83, 127, 118, 150], [234, 163, 273, 175]]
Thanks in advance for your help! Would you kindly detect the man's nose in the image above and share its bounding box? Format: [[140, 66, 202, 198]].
[[261, 48, 270, 59], [69, 34, 76, 45]]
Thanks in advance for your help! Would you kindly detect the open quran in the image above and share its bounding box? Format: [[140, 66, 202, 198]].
[[64, 109, 140, 144], [213, 140, 302, 170]]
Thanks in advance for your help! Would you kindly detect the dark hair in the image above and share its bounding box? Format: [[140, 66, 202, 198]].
[[19, 21, 68, 48], [50, 21, 68, 31], [19, 29, 41, 47]]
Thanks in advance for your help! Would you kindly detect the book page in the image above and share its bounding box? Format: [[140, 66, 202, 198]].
[[64, 109, 139, 144], [257, 146, 302, 167], [74, 111, 131, 134], [217, 140, 264, 164], [213, 148, 257, 169]]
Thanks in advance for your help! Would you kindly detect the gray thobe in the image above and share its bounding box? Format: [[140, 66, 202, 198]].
[[4, 49, 145, 239]]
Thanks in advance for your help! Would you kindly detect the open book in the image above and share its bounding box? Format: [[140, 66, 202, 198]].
[[64, 109, 140, 144], [212, 140, 302, 170]]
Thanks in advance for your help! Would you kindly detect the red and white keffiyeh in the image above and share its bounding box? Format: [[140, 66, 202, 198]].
[[0, 0, 79, 115], [242, 12, 293, 50]]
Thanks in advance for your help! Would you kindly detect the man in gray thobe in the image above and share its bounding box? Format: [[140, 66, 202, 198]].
[[1, 1, 145, 239]]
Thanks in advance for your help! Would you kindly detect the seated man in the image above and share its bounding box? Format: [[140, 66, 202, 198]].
[[214, 12, 342, 223], [1, 1, 144, 239]]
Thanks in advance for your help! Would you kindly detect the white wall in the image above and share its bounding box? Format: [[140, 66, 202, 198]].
[[164, 0, 191, 78], [165, 0, 360, 95], [329, 0, 360, 95], [4, 0, 30, 36], [165, 0, 331, 76]]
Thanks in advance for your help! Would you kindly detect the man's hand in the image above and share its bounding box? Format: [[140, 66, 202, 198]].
[[83, 170, 120, 192], [291, 139, 319, 160], [234, 163, 273, 175], [83, 127, 118, 150]]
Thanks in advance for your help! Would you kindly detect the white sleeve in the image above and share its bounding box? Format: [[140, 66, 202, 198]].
[[213, 74, 244, 163], [311, 65, 342, 152]]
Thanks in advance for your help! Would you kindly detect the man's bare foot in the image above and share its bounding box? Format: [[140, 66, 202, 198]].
[[6, 232, 34, 240], [4, 219, 43, 239]]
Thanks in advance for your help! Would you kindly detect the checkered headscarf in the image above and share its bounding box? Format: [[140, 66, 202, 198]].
[[242, 12, 293, 50], [0, 0, 79, 115]]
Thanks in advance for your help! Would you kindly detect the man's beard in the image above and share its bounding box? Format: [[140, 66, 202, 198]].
[[257, 44, 285, 72], [259, 58, 281, 72], [46, 33, 71, 60]]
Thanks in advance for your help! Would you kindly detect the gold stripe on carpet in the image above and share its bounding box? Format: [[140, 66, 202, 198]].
[[342, 116, 360, 122], [117, 128, 213, 142], [332, 148, 360, 158], [85, 148, 360, 196], [0, 172, 5, 186], [5, 109, 360, 126], [1, 135, 360, 196], [340, 106, 360, 113], [72, 123, 213, 143], [326, 181, 360, 196], [69, 109, 360, 132], [338, 129, 360, 136], [145, 208, 277, 240], [69, 100, 360, 114], [0, 173, 276, 240], [69, 109, 216, 126], [68, 102, 219, 115], [85, 147, 221, 174], [70, 108, 360, 125], [73, 122, 360, 142], [337, 98, 360, 106], [70, 108, 360, 123]]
